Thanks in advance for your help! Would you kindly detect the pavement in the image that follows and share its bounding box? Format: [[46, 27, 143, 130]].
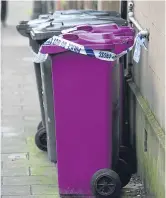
[[1, 2, 147, 198], [1, 22, 59, 197]]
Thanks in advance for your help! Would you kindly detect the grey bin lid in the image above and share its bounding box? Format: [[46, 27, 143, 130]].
[[30, 17, 128, 41], [16, 22, 29, 37], [53, 9, 90, 15], [28, 14, 97, 28], [37, 10, 92, 19], [16, 10, 122, 37], [39, 10, 121, 17], [27, 10, 121, 28], [52, 10, 121, 17], [36, 10, 121, 21], [16, 14, 95, 36], [28, 14, 126, 30], [83, 10, 120, 17]]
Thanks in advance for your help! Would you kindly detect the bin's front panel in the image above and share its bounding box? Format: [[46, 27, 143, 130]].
[[51, 51, 114, 195]]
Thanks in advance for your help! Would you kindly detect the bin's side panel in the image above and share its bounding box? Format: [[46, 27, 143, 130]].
[[111, 59, 121, 169]]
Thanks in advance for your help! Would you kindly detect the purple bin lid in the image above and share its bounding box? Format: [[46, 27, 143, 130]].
[[65, 23, 135, 36], [41, 25, 135, 57]]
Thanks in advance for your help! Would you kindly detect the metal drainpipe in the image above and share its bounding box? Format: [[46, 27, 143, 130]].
[[128, 1, 149, 66], [121, 0, 127, 20], [120, 0, 131, 147], [120, 0, 149, 157]]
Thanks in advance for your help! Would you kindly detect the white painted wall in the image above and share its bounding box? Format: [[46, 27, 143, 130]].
[[132, 1, 165, 130]]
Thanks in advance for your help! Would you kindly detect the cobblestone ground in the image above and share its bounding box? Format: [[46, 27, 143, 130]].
[[1, 2, 147, 198]]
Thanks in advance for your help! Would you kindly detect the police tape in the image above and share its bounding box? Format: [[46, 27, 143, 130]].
[[33, 32, 147, 63]]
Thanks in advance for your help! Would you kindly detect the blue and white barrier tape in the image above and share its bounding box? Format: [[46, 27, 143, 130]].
[[33, 32, 147, 63]]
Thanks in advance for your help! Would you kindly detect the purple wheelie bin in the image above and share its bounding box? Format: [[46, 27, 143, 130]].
[[67, 24, 136, 175], [40, 26, 135, 198]]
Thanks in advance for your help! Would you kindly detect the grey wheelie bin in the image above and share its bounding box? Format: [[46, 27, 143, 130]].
[[17, 10, 128, 163], [29, 16, 128, 163], [16, 11, 110, 153]]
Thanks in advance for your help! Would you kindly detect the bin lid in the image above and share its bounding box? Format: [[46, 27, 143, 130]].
[[30, 17, 128, 41], [17, 10, 125, 37], [38, 14, 53, 19], [17, 14, 95, 36], [84, 10, 120, 17], [53, 9, 90, 16], [27, 13, 96, 28], [16, 21, 30, 37], [32, 10, 102, 21], [53, 10, 121, 17], [30, 20, 112, 40], [62, 24, 135, 36], [50, 10, 120, 16], [27, 14, 97, 29], [30, 17, 125, 40], [40, 31, 134, 57]]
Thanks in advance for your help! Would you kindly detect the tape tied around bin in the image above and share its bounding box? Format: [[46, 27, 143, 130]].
[[33, 32, 147, 63]]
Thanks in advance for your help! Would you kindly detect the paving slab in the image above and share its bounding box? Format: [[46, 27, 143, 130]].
[[1, 106, 22, 116], [31, 185, 59, 195], [30, 166, 57, 176], [1, 185, 31, 196], [2, 167, 29, 177], [1, 153, 28, 161], [1, 128, 25, 138], [1, 138, 28, 153], [1, 119, 25, 129], [2, 144, 28, 154], [1, 126, 23, 134], [3, 176, 57, 185]]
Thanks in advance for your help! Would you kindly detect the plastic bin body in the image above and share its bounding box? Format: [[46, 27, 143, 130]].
[[41, 31, 134, 196], [53, 53, 114, 195], [29, 38, 47, 129], [29, 16, 128, 163], [63, 24, 135, 148], [40, 58, 56, 162]]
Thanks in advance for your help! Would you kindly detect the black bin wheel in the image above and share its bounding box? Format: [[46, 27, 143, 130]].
[[115, 158, 132, 188], [91, 169, 121, 198], [119, 146, 137, 174], [35, 127, 47, 152], [37, 121, 43, 131]]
